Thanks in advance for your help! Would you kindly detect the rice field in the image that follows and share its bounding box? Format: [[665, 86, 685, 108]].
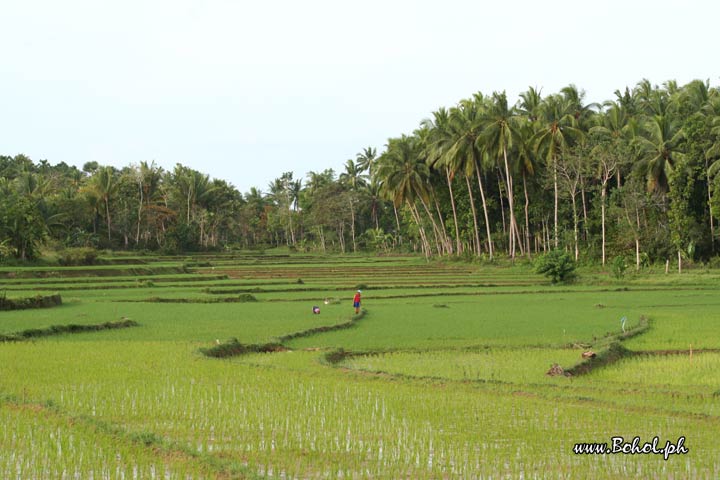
[[1, 253, 719, 478]]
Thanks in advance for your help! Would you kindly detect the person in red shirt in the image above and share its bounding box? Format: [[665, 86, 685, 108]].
[[353, 290, 362, 314]]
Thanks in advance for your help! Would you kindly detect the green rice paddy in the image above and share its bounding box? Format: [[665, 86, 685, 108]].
[[1, 254, 719, 478]]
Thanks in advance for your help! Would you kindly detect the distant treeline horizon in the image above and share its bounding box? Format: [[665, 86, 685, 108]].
[[2, 78, 720, 269]]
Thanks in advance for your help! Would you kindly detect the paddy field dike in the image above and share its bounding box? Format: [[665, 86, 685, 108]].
[[1, 253, 719, 478]]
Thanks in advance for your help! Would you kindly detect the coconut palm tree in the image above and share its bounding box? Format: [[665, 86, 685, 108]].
[[592, 102, 634, 141], [613, 86, 640, 117], [446, 94, 493, 258], [376, 135, 435, 257], [135, 161, 163, 244], [413, 125, 453, 255], [361, 177, 384, 230], [518, 86, 543, 122], [514, 121, 538, 256], [561, 84, 599, 129], [634, 114, 684, 193], [634, 79, 674, 118], [289, 178, 302, 212], [590, 103, 634, 265], [516, 87, 545, 255], [339, 159, 368, 190], [682, 80, 719, 246], [171, 165, 217, 247], [482, 91, 521, 258], [422, 108, 463, 255], [561, 85, 598, 244], [305, 169, 335, 196], [533, 95, 583, 248], [705, 95, 720, 242], [356, 147, 377, 175], [85, 166, 117, 242], [340, 160, 369, 252], [681, 79, 713, 113]]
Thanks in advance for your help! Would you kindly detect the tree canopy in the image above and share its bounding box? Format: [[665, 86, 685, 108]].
[[2, 78, 720, 268]]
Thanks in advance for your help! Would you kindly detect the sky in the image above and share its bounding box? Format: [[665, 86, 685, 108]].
[[1, 0, 718, 194]]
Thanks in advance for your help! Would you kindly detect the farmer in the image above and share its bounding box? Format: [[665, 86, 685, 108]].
[[353, 290, 362, 314]]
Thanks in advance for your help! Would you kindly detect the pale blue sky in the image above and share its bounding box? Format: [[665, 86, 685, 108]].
[[1, 0, 717, 193]]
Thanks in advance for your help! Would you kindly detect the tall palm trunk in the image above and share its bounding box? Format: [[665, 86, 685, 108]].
[[600, 186, 607, 266], [635, 207, 641, 271], [523, 172, 531, 258], [474, 155, 493, 260], [570, 193, 579, 261], [317, 226, 326, 253], [433, 196, 452, 255], [418, 195, 443, 256], [337, 222, 346, 253], [349, 198, 357, 253], [136, 183, 143, 245], [502, 147, 517, 259], [623, 198, 641, 271], [706, 161, 715, 250], [497, 174, 506, 238], [446, 168, 462, 255], [464, 175, 482, 256], [186, 191, 192, 224], [580, 180, 589, 242], [513, 217, 525, 256], [289, 215, 296, 246], [372, 201, 379, 230], [553, 157, 559, 248], [407, 201, 431, 258], [105, 197, 112, 242], [393, 204, 402, 246]]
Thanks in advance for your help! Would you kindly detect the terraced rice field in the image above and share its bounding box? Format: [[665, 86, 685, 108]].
[[1, 253, 719, 478]]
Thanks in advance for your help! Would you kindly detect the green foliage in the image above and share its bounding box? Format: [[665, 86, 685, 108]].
[[200, 338, 285, 358], [0, 193, 47, 260], [0, 318, 137, 342], [65, 228, 99, 248], [183, 261, 211, 268], [639, 252, 650, 268], [163, 223, 200, 253], [707, 256, 720, 269], [5, 79, 720, 264], [667, 158, 698, 257], [534, 250, 576, 284], [57, 247, 99, 266], [128, 431, 163, 447], [611, 255, 628, 279], [0, 293, 62, 311], [360, 228, 393, 252], [0, 239, 12, 261]]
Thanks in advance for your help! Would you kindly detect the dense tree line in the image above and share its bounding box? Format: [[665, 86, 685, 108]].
[[2, 78, 720, 268]]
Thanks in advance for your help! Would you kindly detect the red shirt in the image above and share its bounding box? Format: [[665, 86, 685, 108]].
[[353, 293, 361, 303]]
